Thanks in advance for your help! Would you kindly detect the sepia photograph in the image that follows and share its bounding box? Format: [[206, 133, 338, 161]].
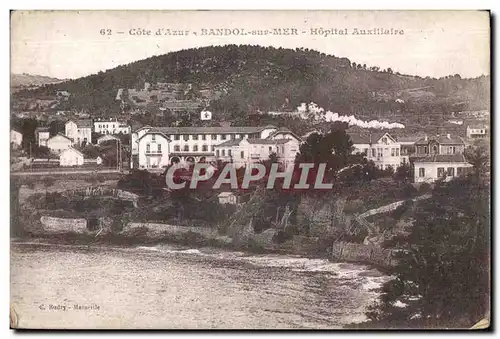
[[9, 9, 491, 330]]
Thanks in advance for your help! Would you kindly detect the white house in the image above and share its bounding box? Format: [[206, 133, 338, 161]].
[[466, 125, 488, 139], [46, 133, 73, 154], [348, 131, 402, 170], [59, 147, 84, 167], [218, 192, 239, 205], [97, 134, 120, 145], [413, 154, 473, 183], [65, 119, 92, 146], [10, 129, 23, 148], [131, 125, 279, 170], [59, 147, 103, 167], [94, 118, 131, 135], [35, 127, 50, 147]]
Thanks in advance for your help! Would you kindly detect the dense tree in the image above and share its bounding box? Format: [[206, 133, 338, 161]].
[[364, 174, 490, 328]]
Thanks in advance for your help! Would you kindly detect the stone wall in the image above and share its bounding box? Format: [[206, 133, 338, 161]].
[[39, 216, 88, 233], [124, 222, 216, 238], [331, 241, 394, 267]]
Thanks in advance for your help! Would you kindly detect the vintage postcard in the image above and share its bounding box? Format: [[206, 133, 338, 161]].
[[10, 10, 491, 330]]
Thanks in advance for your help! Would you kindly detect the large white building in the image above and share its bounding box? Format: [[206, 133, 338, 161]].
[[214, 127, 301, 171], [413, 154, 472, 183], [130, 125, 300, 170], [94, 118, 131, 135], [348, 131, 402, 170], [65, 119, 92, 146]]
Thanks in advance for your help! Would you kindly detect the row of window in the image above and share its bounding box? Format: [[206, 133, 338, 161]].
[[169, 133, 258, 141], [419, 146, 458, 154], [146, 143, 162, 153], [362, 147, 400, 157], [418, 167, 469, 177]]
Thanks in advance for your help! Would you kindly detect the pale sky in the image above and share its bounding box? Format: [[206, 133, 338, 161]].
[[10, 10, 490, 80]]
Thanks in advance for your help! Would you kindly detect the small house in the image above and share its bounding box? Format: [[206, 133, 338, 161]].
[[10, 129, 23, 148], [47, 133, 73, 153], [218, 192, 239, 205]]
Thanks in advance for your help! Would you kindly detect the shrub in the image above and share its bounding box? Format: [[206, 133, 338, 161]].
[[419, 182, 432, 194]]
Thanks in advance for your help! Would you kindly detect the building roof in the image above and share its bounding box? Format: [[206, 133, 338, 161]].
[[148, 125, 277, 135], [97, 134, 119, 141], [216, 139, 242, 147], [218, 192, 235, 197], [468, 125, 488, 130], [347, 131, 395, 144], [415, 135, 464, 145], [396, 135, 426, 143], [35, 127, 50, 133], [268, 128, 303, 142], [67, 119, 92, 128], [48, 133, 73, 142], [61, 147, 84, 157], [246, 138, 285, 145], [11, 128, 22, 134], [413, 154, 469, 163]]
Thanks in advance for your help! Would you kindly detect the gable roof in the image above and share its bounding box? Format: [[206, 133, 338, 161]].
[[216, 139, 242, 147], [136, 130, 172, 142], [61, 147, 84, 157], [66, 119, 92, 128], [48, 133, 73, 142], [415, 135, 464, 145], [413, 154, 469, 163], [347, 131, 396, 145], [268, 128, 303, 142]]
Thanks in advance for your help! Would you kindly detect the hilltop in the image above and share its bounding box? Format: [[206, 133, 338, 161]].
[[11, 73, 67, 92], [12, 45, 490, 124]]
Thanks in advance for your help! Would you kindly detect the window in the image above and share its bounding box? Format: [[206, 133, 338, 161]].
[[146, 143, 150, 153], [212, 146, 216, 151], [216, 150, 220, 157], [372, 149, 376, 157], [236, 134, 241, 139], [183, 145, 189, 152], [269, 146, 272, 152], [447, 167, 455, 176], [424, 146, 428, 154], [241, 151, 245, 158], [457, 167, 463, 176], [228, 149, 232, 157], [193, 135, 198, 140], [363, 148, 368, 155], [377, 148, 383, 158], [174, 135, 180, 141], [419, 168, 425, 177], [202, 145, 208, 152], [211, 134, 217, 140], [152, 134, 156, 141], [222, 150, 225, 156], [158, 144, 162, 153], [201, 135, 206, 141], [221, 134, 227, 140], [437, 167, 445, 177], [174, 145, 180, 152], [391, 148, 395, 156], [183, 135, 189, 141], [396, 148, 400, 156], [193, 145, 198, 152]]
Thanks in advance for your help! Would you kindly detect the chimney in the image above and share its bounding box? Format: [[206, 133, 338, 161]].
[[447, 133, 451, 139], [424, 135, 428, 142]]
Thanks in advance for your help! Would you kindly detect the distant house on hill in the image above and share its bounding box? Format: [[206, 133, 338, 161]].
[[466, 125, 488, 139]]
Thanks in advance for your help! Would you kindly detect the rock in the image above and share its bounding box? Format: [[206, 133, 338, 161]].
[[251, 228, 277, 249]]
